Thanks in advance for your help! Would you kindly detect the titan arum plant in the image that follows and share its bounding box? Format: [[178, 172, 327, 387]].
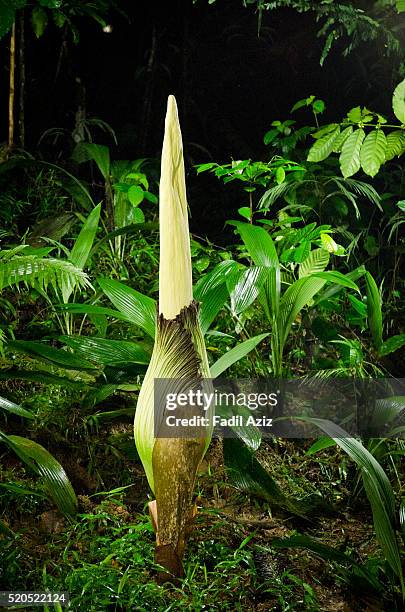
[[134, 96, 212, 580]]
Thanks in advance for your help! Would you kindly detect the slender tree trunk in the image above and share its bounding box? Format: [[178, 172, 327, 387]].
[[139, 25, 157, 152], [18, 11, 25, 148], [8, 22, 16, 148]]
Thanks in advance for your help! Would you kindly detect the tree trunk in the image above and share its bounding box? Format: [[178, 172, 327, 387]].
[[139, 25, 157, 153], [18, 11, 25, 148], [8, 22, 16, 148]]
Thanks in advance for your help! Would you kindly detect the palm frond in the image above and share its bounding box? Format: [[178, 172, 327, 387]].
[[258, 181, 296, 210], [0, 256, 90, 294], [344, 178, 382, 210]]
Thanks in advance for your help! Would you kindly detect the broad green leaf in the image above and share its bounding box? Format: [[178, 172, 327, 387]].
[[210, 333, 269, 378], [291, 97, 311, 113], [307, 126, 340, 162], [72, 143, 110, 179], [397, 0, 405, 12], [61, 336, 151, 366], [231, 221, 279, 268], [392, 78, 405, 124], [360, 130, 387, 177], [314, 265, 366, 304], [365, 271, 383, 351], [98, 278, 156, 338], [0, 396, 35, 420], [7, 340, 96, 370], [278, 276, 326, 345], [312, 271, 360, 293], [194, 260, 239, 297], [132, 207, 145, 224], [379, 334, 405, 357], [195, 162, 217, 173], [348, 294, 367, 317], [299, 249, 329, 278], [385, 130, 405, 161], [194, 260, 239, 333], [0, 482, 47, 498], [69, 204, 101, 271], [230, 266, 269, 315], [128, 185, 144, 206], [59, 302, 134, 324], [320, 233, 339, 253], [230, 222, 280, 315], [280, 240, 311, 264], [339, 129, 365, 178], [275, 166, 285, 184], [31, 6, 48, 38], [312, 123, 338, 139], [332, 126, 353, 153], [0, 431, 77, 516], [313, 99, 325, 114], [362, 470, 403, 590], [347, 106, 362, 123], [238, 207, 251, 221], [199, 284, 230, 334], [306, 436, 336, 455]]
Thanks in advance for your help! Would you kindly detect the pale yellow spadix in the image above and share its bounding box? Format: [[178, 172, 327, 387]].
[[159, 95, 193, 319]]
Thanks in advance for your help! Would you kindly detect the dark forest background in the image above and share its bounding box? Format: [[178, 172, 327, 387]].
[[1, 0, 402, 236]]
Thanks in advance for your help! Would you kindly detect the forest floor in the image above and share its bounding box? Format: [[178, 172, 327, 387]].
[[1, 404, 393, 612]]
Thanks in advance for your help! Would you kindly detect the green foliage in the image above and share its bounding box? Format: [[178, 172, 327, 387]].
[[0, 396, 35, 419], [0, 0, 115, 42], [0, 0, 25, 38], [307, 79, 405, 178], [364, 271, 383, 353], [294, 417, 404, 594], [196, 158, 304, 223], [225, 220, 360, 375], [31, 6, 48, 37], [202, 1, 405, 65], [72, 144, 158, 262], [210, 333, 269, 377], [223, 437, 327, 519], [98, 278, 156, 339], [271, 534, 383, 593], [0, 431, 77, 516], [0, 249, 89, 294]]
